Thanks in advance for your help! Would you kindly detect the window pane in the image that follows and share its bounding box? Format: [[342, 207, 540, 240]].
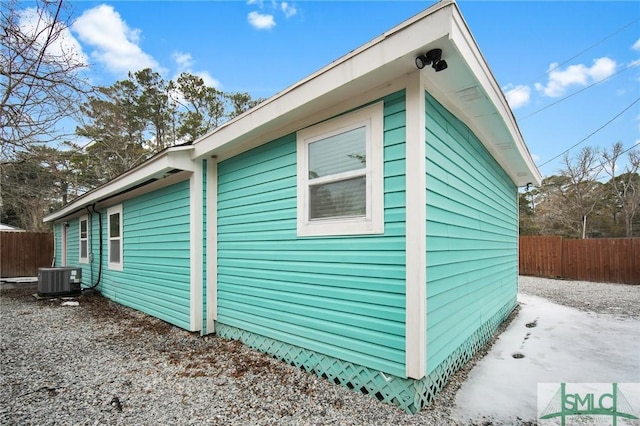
[[109, 213, 120, 238], [110, 240, 120, 263], [308, 127, 366, 179], [80, 220, 87, 238], [310, 176, 366, 219], [80, 241, 87, 258]]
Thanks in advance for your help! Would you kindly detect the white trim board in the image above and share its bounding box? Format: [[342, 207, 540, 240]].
[[405, 72, 427, 379], [205, 158, 218, 334], [189, 160, 204, 332]]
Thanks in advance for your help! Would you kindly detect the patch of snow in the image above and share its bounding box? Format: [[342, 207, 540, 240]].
[[61, 301, 79, 307], [451, 293, 640, 424], [1, 277, 37, 283]]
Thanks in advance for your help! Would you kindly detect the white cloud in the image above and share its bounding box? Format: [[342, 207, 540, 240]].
[[172, 51, 221, 89], [248, 11, 276, 30], [247, 0, 263, 5], [72, 4, 159, 75], [172, 52, 193, 70], [534, 57, 617, 98], [531, 153, 541, 163], [633, 38, 640, 51], [503, 84, 531, 109], [587, 57, 617, 81], [281, 2, 297, 18], [18, 7, 87, 67]]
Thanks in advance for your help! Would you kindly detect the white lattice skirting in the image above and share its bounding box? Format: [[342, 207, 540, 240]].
[[216, 297, 516, 413]]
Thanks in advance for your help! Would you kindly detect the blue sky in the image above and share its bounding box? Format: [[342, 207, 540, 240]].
[[22, 0, 640, 178]]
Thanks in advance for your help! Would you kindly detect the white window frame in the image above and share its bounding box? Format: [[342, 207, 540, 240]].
[[296, 102, 384, 237], [79, 215, 89, 264], [107, 205, 123, 271]]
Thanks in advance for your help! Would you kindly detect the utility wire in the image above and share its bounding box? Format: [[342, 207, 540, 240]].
[[507, 17, 640, 101], [531, 143, 639, 186], [586, 142, 640, 176], [519, 63, 637, 120], [537, 97, 640, 168]]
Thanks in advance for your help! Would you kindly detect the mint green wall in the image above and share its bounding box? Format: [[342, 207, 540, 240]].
[[80, 180, 192, 329], [425, 92, 518, 374], [53, 224, 63, 266], [66, 220, 79, 266], [217, 92, 407, 377]]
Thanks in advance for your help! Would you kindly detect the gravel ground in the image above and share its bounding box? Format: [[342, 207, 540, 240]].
[[518, 275, 640, 318], [1, 276, 637, 425]]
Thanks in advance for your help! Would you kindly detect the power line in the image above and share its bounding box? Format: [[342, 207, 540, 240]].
[[537, 97, 640, 168], [589, 142, 640, 175], [506, 17, 640, 102], [519, 63, 637, 120]]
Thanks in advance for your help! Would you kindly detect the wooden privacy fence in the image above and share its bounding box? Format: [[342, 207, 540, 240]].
[[519, 236, 640, 284], [0, 232, 54, 278]]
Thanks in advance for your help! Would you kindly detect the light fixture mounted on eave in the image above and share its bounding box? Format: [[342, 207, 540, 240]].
[[415, 48, 448, 72]]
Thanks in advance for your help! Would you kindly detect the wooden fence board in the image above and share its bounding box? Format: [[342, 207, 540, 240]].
[[520, 236, 640, 284], [519, 236, 562, 278], [0, 232, 54, 278]]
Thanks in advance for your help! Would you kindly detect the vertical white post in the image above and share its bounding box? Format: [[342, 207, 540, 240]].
[[405, 71, 427, 379], [190, 161, 203, 332], [205, 158, 218, 334]]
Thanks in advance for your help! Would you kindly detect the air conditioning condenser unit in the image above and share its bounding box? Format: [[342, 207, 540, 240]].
[[38, 267, 82, 297]]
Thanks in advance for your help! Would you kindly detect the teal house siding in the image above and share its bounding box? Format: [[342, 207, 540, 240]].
[[97, 179, 192, 329], [425, 92, 518, 373], [216, 92, 407, 377], [66, 220, 79, 267], [41, 2, 542, 414], [53, 224, 63, 266]]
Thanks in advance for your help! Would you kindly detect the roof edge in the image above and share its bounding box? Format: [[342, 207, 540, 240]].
[[43, 146, 195, 223]]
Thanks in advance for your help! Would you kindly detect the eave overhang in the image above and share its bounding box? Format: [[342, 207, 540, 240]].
[[192, 0, 541, 187], [43, 146, 194, 223]]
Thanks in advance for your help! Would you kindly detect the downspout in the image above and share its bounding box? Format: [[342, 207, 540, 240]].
[[84, 204, 103, 290]]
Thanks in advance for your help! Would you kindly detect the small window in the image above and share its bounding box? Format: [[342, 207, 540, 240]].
[[296, 102, 384, 236], [79, 215, 89, 264], [107, 205, 123, 271]]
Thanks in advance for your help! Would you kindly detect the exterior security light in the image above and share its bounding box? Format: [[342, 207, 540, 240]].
[[415, 48, 448, 72], [415, 54, 429, 70]]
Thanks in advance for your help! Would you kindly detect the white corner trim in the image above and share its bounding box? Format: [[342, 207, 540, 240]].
[[205, 159, 217, 334], [405, 71, 427, 379], [190, 162, 204, 332]]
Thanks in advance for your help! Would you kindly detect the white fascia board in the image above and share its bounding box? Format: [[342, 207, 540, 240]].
[[192, 1, 454, 160], [43, 147, 195, 223], [448, 7, 542, 186]]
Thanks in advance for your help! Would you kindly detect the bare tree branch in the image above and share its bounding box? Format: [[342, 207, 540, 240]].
[[1, 0, 90, 161]]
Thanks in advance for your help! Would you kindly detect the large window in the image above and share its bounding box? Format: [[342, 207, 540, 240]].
[[296, 102, 384, 236], [107, 205, 123, 271], [79, 215, 89, 264]]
